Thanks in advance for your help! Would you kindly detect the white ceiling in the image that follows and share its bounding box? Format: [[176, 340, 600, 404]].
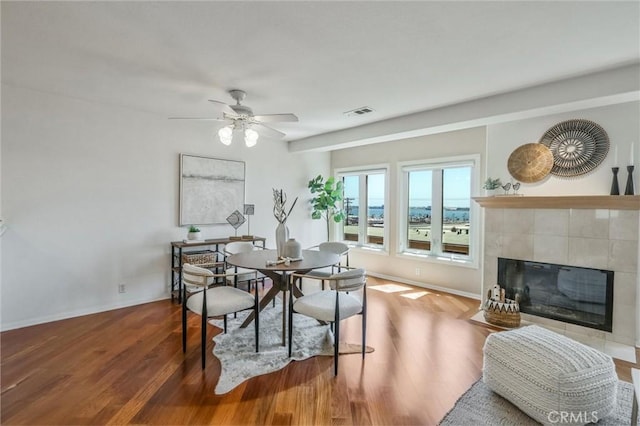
[[2, 1, 639, 145]]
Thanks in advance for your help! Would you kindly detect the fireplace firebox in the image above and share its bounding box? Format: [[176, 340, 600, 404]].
[[498, 258, 614, 332]]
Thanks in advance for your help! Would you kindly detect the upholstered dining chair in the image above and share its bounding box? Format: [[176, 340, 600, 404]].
[[301, 242, 350, 292], [223, 241, 266, 291], [181, 262, 259, 369], [288, 267, 367, 375]]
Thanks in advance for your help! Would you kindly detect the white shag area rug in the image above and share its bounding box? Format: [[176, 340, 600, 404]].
[[439, 378, 637, 425], [210, 301, 349, 394]]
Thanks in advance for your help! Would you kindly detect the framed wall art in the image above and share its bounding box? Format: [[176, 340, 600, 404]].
[[179, 154, 245, 225]]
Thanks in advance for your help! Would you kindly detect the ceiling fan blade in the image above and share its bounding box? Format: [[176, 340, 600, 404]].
[[168, 117, 227, 121], [253, 123, 286, 139], [169, 109, 241, 120], [222, 111, 240, 120], [208, 99, 236, 116], [253, 113, 299, 123]]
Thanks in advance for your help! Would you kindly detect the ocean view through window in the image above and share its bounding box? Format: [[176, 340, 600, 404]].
[[399, 156, 478, 261], [339, 168, 388, 248], [442, 167, 471, 255]]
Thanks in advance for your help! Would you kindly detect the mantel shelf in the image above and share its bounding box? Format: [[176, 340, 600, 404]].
[[473, 195, 640, 210]]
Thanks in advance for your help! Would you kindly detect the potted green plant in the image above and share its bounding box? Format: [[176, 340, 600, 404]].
[[483, 177, 502, 195], [308, 175, 346, 240], [187, 225, 201, 241]]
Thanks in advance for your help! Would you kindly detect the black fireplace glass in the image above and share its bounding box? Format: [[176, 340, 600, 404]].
[[498, 258, 614, 332]]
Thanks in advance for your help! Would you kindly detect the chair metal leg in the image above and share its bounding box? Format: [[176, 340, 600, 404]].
[[334, 291, 340, 376], [182, 288, 187, 353], [233, 272, 239, 318], [255, 290, 260, 353], [201, 310, 206, 369], [334, 321, 339, 376], [362, 287, 367, 359], [288, 288, 294, 357], [361, 314, 366, 359]]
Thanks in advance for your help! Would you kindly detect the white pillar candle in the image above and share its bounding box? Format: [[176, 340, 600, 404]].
[[614, 145, 618, 166], [631, 142, 635, 165]]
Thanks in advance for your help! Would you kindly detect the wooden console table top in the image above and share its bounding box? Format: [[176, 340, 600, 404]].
[[171, 236, 266, 248]]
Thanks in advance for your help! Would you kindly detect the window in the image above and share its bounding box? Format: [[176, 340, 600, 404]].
[[399, 155, 479, 263], [338, 167, 388, 249], [407, 170, 433, 251]]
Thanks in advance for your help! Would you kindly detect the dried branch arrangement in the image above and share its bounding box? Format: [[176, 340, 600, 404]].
[[272, 189, 298, 224]]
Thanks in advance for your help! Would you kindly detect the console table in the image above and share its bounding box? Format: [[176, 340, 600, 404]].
[[170, 236, 266, 302]]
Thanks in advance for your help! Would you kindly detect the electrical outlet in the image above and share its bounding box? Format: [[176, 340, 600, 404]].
[[415, 268, 421, 276], [118, 283, 126, 293]]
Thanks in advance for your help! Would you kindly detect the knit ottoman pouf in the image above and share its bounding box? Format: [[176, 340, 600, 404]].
[[483, 325, 618, 425]]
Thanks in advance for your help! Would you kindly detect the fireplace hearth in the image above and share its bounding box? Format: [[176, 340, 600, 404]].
[[498, 257, 614, 332]]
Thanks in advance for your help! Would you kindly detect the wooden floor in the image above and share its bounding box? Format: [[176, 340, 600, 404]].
[[1, 276, 637, 425]]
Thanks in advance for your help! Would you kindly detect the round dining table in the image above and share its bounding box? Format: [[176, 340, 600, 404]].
[[226, 249, 340, 345]]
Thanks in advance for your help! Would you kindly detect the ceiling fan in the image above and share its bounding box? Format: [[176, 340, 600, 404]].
[[170, 89, 298, 147]]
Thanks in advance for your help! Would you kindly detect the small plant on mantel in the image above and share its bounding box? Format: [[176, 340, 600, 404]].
[[483, 177, 502, 191]]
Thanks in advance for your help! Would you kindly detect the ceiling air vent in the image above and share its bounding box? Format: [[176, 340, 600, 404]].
[[344, 106, 374, 117]]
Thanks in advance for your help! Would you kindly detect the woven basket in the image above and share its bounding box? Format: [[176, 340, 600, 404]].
[[182, 250, 218, 266], [483, 299, 521, 328]]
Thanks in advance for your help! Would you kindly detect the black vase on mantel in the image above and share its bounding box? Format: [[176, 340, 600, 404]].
[[624, 165, 635, 195], [610, 167, 620, 195]]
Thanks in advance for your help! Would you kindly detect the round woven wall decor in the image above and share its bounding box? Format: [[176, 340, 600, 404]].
[[538, 119, 609, 177], [507, 143, 554, 183]]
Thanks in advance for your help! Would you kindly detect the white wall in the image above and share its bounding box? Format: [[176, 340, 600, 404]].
[[1, 85, 329, 330], [331, 127, 486, 297], [486, 101, 640, 195]]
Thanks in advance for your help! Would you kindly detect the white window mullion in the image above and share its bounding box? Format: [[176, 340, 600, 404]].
[[431, 169, 443, 254], [359, 174, 367, 244], [398, 170, 409, 253]]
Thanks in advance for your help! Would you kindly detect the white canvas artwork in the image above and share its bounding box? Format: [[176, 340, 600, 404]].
[[180, 154, 245, 225]]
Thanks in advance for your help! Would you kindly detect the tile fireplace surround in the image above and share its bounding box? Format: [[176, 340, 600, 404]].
[[476, 196, 640, 347]]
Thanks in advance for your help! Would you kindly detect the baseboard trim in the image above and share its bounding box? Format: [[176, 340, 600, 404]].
[[2, 275, 482, 332], [1, 295, 171, 332], [366, 271, 481, 300]]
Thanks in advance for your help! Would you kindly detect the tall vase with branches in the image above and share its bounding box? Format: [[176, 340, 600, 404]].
[[273, 189, 297, 258], [308, 175, 345, 241]]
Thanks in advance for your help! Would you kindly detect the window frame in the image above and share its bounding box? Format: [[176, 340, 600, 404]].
[[397, 154, 480, 268], [335, 164, 390, 252]]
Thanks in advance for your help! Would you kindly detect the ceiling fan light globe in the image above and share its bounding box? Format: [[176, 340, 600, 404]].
[[218, 126, 233, 145], [244, 128, 259, 147]]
